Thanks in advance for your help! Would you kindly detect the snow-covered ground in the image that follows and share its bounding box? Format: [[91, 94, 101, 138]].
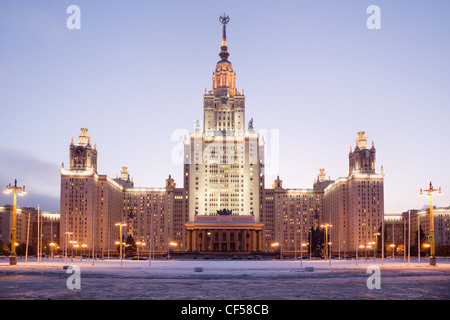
[[1, 256, 449, 300]]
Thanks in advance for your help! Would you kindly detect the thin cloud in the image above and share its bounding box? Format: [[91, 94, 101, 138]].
[[0, 147, 60, 211]]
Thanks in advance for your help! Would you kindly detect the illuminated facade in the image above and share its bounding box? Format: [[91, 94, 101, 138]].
[[60, 16, 385, 256], [0, 205, 60, 253], [60, 134, 178, 255], [383, 208, 450, 256], [323, 132, 384, 254]]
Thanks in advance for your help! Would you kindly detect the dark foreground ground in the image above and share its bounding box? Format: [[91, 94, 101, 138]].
[[1, 258, 449, 300]]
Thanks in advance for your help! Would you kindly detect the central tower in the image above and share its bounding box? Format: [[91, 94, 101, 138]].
[[184, 15, 265, 223], [203, 15, 245, 133]]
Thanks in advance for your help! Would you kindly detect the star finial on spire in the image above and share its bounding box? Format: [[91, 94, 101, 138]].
[[219, 14, 230, 60]]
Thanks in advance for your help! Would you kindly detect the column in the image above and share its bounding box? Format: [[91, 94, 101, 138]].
[[212, 230, 217, 251], [206, 230, 213, 251], [192, 230, 197, 252], [201, 230, 206, 252], [226, 230, 231, 252], [186, 230, 191, 251], [252, 230, 256, 252], [258, 230, 262, 252], [243, 230, 248, 252]]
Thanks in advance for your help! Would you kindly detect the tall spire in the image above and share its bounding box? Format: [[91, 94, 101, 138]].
[[219, 14, 230, 61], [210, 14, 237, 96]]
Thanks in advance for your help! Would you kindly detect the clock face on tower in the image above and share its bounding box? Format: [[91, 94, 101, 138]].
[[75, 147, 84, 155], [362, 150, 370, 158]]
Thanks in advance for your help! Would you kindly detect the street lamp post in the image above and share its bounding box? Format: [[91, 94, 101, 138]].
[[136, 241, 141, 260], [403, 216, 406, 263], [115, 222, 126, 266], [74, 244, 79, 260], [328, 241, 332, 266], [300, 211, 303, 263], [374, 232, 381, 262], [49, 242, 56, 262], [359, 245, 365, 263], [368, 241, 376, 261], [419, 182, 443, 266], [309, 228, 312, 261], [408, 210, 411, 266], [140, 242, 145, 260], [271, 242, 280, 259], [296, 211, 304, 261], [301, 243, 307, 267], [81, 244, 87, 261], [69, 240, 77, 262], [320, 224, 332, 259], [168, 242, 177, 260], [136, 241, 145, 260], [65, 231, 73, 264], [25, 210, 31, 263], [418, 213, 421, 264], [149, 212, 154, 267], [424, 243, 431, 257], [4, 179, 26, 265], [390, 244, 395, 261]]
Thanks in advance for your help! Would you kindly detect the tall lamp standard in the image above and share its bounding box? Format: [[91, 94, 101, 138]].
[[25, 210, 31, 263], [424, 243, 431, 257], [374, 232, 381, 262], [300, 211, 304, 262], [408, 210, 411, 266], [168, 242, 177, 260], [64, 231, 73, 264], [368, 241, 376, 261], [136, 241, 145, 260], [419, 182, 442, 266], [390, 244, 395, 261], [271, 242, 280, 259], [49, 242, 56, 262], [296, 211, 304, 261], [73, 244, 79, 260], [4, 179, 26, 265], [81, 244, 87, 261], [69, 240, 77, 262], [417, 211, 426, 264], [115, 222, 126, 266], [320, 224, 332, 259]]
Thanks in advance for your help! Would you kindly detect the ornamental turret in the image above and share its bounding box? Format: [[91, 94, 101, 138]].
[[349, 131, 376, 174]]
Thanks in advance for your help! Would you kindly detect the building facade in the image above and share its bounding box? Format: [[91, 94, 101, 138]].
[[59, 16, 385, 257], [384, 208, 450, 256], [324, 132, 385, 255], [0, 205, 60, 255]]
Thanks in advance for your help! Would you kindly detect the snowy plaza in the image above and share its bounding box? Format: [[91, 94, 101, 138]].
[[1, 256, 449, 300]]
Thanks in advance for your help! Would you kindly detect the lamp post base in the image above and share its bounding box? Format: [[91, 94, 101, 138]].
[[429, 255, 436, 266], [9, 255, 17, 265]]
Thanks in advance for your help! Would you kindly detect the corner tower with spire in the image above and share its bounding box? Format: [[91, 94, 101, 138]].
[[349, 131, 376, 174], [68, 128, 98, 172]]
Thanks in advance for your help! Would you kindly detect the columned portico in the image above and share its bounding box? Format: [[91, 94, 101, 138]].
[[185, 215, 263, 253]]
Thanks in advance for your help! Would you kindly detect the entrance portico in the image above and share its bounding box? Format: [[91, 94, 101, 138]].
[[185, 215, 263, 253]]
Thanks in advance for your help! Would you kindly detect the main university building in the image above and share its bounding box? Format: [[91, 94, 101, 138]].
[[60, 17, 384, 256]]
